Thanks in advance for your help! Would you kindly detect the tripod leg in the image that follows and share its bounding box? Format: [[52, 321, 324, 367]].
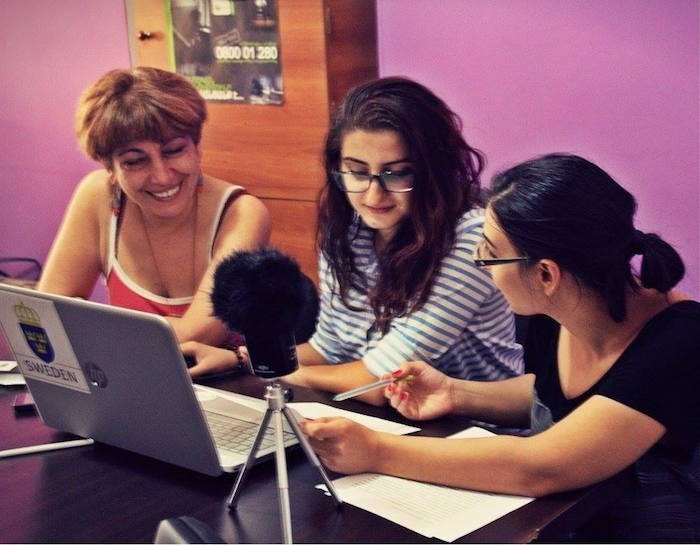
[[272, 409, 293, 544], [282, 407, 343, 507], [227, 408, 274, 509]]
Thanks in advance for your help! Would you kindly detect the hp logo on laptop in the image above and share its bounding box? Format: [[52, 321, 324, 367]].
[[85, 362, 108, 388]]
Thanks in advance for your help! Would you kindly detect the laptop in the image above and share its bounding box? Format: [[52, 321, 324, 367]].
[[0, 283, 297, 476]]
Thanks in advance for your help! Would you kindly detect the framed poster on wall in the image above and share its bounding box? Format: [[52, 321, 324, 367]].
[[169, 0, 283, 104]]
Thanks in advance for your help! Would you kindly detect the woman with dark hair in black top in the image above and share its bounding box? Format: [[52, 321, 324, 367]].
[[301, 153, 700, 542]]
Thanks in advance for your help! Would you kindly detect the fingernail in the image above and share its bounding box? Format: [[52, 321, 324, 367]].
[[387, 383, 395, 393], [400, 391, 409, 401], [391, 369, 403, 377]]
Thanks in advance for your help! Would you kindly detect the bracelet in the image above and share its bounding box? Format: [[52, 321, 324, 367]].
[[231, 345, 245, 368], [221, 331, 246, 368]]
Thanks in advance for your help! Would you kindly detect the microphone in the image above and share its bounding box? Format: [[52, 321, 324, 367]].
[[211, 248, 310, 379]]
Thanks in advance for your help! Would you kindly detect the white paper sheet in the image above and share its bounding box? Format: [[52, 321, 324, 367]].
[[192, 386, 421, 436], [289, 401, 421, 435], [318, 426, 534, 542], [0, 360, 18, 372], [0, 373, 25, 386], [0, 360, 24, 385]]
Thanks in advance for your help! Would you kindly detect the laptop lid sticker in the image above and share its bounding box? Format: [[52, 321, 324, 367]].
[[0, 295, 90, 393]]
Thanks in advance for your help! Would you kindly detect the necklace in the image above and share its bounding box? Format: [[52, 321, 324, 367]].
[[136, 189, 199, 299]]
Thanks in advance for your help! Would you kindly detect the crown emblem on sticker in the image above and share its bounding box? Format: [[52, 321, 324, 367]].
[[14, 301, 41, 325]]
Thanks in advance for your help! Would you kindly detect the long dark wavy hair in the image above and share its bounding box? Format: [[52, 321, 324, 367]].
[[318, 76, 485, 333], [489, 153, 685, 322]]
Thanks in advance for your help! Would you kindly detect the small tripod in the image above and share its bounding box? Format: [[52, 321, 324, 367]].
[[227, 382, 342, 544]]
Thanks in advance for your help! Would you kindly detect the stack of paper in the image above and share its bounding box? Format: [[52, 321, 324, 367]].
[[0, 360, 24, 386], [317, 427, 534, 542]]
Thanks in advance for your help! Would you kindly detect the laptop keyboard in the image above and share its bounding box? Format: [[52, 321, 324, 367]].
[[205, 411, 295, 455]]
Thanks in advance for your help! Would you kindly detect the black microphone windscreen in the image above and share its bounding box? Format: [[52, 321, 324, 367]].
[[211, 247, 308, 335]]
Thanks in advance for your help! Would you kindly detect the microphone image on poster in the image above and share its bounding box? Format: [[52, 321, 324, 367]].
[[211, 248, 310, 379]]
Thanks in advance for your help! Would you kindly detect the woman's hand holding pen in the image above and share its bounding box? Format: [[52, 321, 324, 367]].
[[384, 362, 455, 421]]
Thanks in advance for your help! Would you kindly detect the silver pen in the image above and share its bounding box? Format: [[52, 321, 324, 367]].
[[333, 375, 413, 402], [0, 438, 94, 459], [332, 378, 394, 402]]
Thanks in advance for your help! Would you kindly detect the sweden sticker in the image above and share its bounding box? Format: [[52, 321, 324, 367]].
[[16, 301, 55, 362], [0, 295, 90, 393]]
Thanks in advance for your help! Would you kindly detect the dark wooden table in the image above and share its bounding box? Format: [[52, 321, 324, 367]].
[[0, 374, 631, 543]]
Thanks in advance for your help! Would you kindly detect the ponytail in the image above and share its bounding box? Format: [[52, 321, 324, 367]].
[[636, 231, 685, 293]]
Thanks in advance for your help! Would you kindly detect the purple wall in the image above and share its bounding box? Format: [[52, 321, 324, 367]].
[[0, 0, 698, 300], [0, 0, 130, 303], [378, 0, 699, 298]]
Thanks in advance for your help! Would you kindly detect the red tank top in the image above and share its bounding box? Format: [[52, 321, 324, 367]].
[[105, 185, 243, 318]]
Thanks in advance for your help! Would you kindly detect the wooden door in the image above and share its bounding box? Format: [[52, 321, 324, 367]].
[[126, 0, 377, 282]]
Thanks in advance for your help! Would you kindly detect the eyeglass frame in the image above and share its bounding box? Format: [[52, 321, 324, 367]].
[[330, 169, 415, 193], [474, 256, 531, 267], [473, 238, 530, 267]]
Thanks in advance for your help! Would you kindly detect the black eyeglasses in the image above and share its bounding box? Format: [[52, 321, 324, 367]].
[[473, 239, 530, 267], [331, 169, 415, 193], [474, 256, 530, 267]]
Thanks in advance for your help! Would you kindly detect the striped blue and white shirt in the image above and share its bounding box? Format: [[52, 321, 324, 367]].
[[309, 208, 524, 381]]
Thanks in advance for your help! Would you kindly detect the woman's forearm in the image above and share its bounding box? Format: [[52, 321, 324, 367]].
[[371, 432, 549, 497], [284, 360, 386, 405], [448, 374, 534, 427]]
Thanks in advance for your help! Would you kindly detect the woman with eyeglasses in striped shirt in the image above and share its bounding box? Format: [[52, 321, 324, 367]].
[[285, 77, 523, 404]]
